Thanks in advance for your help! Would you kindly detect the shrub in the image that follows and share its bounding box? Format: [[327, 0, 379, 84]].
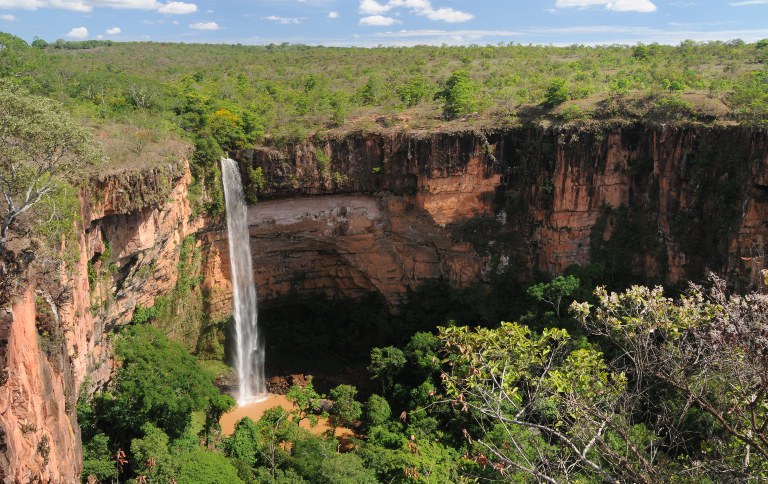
[[543, 78, 569, 106], [396, 76, 431, 107], [438, 69, 483, 119]]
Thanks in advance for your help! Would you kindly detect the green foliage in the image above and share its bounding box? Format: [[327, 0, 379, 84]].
[[396, 76, 432, 107], [0, 85, 102, 251], [290, 434, 377, 483], [314, 147, 330, 177], [201, 392, 236, 448], [438, 69, 483, 118], [526, 275, 580, 317], [329, 385, 362, 430], [246, 165, 266, 203], [364, 394, 391, 429], [731, 67, 768, 125], [81, 433, 116, 482], [368, 346, 406, 393], [286, 377, 325, 427], [130, 423, 175, 481], [439, 322, 628, 481], [51, 38, 115, 50], [358, 75, 381, 105], [31, 38, 48, 49], [0, 33, 37, 79], [110, 324, 220, 440], [130, 303, 158, 325], [543, 77, 569, 106], [190, 135, 224, 215], [173, 448, 244, 483]]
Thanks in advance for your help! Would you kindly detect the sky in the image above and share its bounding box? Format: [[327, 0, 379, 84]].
[[0, 0, 767, 47]]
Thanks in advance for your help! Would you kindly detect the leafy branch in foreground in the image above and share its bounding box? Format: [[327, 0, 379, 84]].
[[573, 275, 768, 478], [438, 276, 768, 482], [438, 322, 634, 482]]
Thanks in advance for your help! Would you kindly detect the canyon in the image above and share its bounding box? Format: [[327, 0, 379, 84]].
[[1, 124, 767, 480]]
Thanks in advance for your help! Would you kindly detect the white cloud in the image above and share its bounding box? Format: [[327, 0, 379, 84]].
[[189, 21, 219, 30], [359, 0, 390, 15], [0, 0, 198, 14], [158, 1, 196, 14], [66, 26, 88, 38], [328, 11, 338, 18], [360, 14, 400, 26], [358, 0, 473, 23], [106, 26, 121, 34], [417, 6, 473, 22], [555, 0, 657, 12], [262, 15, 301, 24], [0, 13, 15, 19]]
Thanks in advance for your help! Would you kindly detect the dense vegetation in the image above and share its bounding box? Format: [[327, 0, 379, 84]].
[[2, 32, 768, 216], [76, 273, 768, 482]]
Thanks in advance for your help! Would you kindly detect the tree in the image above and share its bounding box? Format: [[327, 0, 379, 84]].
[[173, 448, 244, 484], [0, 86, 100, 251], [226, 408, 296, 480], [543, 78, 569, 106], [363, 394, 391, 430], [572, 276, 768, 479], [526, 275, 580, 318], [438, 69, 483, 119], [31, 37, 48, 49], [438, 322, 643, 482], [201, 392, 236, 449], [226, 417, 260, 470], [110, 325, 220, 440], [82, 433, 117, 483], [0, 33, 35, 78], [368, 346, 406, 394], [396, 76, 432, 107], [130, 423, 175, 482], [286, 376, 325, 427], [329, 384, 362, 432]]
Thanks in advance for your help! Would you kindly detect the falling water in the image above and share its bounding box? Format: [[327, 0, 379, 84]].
[[221, 157, 266, 405]]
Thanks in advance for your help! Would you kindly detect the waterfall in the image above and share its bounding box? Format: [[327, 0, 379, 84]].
[[221, 157, 266, 405]]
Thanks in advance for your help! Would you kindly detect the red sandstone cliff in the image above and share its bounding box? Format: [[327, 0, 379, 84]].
[[235, 126, 768, 290], [0, 159, 199, 481]]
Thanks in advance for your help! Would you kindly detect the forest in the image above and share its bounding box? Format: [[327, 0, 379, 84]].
[[1, 31, 768, 483]]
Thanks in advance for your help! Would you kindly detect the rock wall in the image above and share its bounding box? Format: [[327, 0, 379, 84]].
[[235, 126, 768, 290], [0, 159, 199, 480], [0, 287, 80, 483], [202, 194, 484, 313]]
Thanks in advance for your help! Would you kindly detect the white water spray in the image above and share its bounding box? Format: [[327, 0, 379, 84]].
[[222, 157, 266, 405]]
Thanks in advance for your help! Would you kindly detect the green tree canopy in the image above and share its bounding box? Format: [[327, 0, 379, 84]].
[[0, 86, 101, 251], [110, 325, 220, 440], [438, 69, 483, 119]]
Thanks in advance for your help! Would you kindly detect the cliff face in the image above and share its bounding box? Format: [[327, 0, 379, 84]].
[[64, 161, 203, 390], [202, 194, 483, 313], [0, 287, 80, 483], [233, 126, 768, 292], [0, 160, 199, 481]]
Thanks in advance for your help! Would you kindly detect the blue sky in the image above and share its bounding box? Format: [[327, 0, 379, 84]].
[[1, 0, 767, 46]]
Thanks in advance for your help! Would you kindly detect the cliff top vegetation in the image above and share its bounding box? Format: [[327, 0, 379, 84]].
[[7, 36, 768, 141], [2, 33, 767, 216]]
